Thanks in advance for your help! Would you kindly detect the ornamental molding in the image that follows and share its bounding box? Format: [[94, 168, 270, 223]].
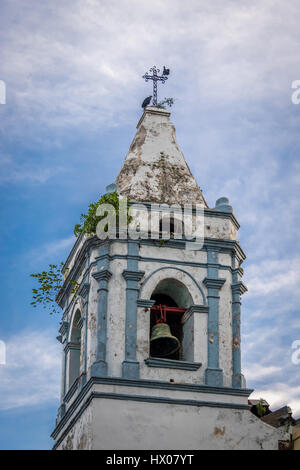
[[59, 321, 69, 336], [137, 299, 156, 308], [77, 282, 90, 299], [231, 282, 247, 296], [92, 270, 112, 283], [203, 277, 226, 290], [122, 270, 145, 282]]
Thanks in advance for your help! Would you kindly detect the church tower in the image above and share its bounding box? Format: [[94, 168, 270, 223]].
[[52, 102, 286, 450]]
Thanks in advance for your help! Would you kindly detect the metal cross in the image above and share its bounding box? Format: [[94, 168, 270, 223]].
[[142, 66, 168, 106]]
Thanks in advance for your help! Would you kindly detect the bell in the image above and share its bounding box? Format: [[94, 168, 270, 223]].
[[150, 323, 180, 357]]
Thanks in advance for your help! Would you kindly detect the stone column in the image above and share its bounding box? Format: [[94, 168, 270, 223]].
[[57, 320, 68, 419], [231, 271, 247, 388], [204, 249, 225, 386], [77, 281, 89, 389], [122, 240, 144, 379], [91, 242, 112, 377]]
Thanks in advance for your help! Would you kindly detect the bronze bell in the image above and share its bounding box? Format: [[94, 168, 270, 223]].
[[150, 323, 180, 357]]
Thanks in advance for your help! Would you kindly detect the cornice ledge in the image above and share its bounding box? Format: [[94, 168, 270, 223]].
[[64, 342, 81, 354], [145, 357, 202, 371], [92, 270, 112, 282], [122, 270, 145, 282], [77, 282, 90, 299], [186, 304, 209, 314], [203, 278, 226, 290], [137, 299, 156, 308], [59, 321, 69, 336], [231, 282, 248, 295]]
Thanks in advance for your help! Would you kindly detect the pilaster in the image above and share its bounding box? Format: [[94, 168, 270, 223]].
[[231, 279, 247, 388], [204, 249, 226, 386], [90, 242, 112, 378], [122, 241, 145, 379]]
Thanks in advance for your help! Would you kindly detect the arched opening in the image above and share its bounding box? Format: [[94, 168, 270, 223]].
[[68, 310, 82, 388], [149, 279, 193, 361]]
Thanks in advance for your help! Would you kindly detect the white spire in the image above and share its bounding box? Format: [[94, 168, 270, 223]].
[[116, 106, 208, 207]]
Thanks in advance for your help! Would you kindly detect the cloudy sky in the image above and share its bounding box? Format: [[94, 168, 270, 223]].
[[0, 0, 299, 449]]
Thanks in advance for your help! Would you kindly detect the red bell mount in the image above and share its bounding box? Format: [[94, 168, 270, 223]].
[[151, 305, 186, 324]]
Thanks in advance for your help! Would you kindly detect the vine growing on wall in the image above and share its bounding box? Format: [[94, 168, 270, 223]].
[[73, 190, 132, 237]]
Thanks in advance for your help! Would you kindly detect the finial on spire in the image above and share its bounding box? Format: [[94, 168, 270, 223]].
[[142, 66, 170, 106]]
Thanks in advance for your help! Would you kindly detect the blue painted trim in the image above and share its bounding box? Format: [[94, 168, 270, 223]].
[[64, 342, 80, 354], [57, 235, 245, 307], [59, 321, 68, 336], [89, 391, 250, 410], [52, 379, 252, 447], [122, 241, 142, 379], [77, 282, 90, 299], [231, 282, 247, 296], [90, 244, 112, 378], [185, 305, 209, 315], [203, 277, 226, 290], [96, 253, 236, 273], [205, 368, 224, 387], [53, 390, 251, 449], [64, 377, 79, 403], [145, 357, 202, 370], [140, 266, 207, 306], [137, 299, 156, 308], [122, 360, 140, 379], [122, 269, 145, 282], [204, 249, 225, 386], [231, 283, 247, 388], [92, 270, 112, 282]]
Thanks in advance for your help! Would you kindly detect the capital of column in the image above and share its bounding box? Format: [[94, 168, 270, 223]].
[[92, 270, 112, 283], [77, 282, 90, 299], [231, 282, 247, 296], [203, 278, 226, 290], [137, 299, 156, 308], [122, 270, 145, 282], [58, 321, 69, 336]]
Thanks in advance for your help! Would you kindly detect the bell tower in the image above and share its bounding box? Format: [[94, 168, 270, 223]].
[[52, 105, 287, 450]]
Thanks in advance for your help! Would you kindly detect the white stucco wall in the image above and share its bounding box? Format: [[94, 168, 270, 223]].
[[56, 391, 286, 450]]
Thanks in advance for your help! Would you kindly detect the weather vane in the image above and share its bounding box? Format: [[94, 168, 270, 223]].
[[142, 66, 170, 108]]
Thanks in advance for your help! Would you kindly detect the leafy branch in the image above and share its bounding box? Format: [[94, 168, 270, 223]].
[[157, 97, 174, 109], [31, 191, 133, 315], [30, 262, 79, 315], [256, 399, 268, 417]]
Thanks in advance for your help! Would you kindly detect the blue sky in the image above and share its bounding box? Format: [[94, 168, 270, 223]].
[[0, 0, 300, 449]]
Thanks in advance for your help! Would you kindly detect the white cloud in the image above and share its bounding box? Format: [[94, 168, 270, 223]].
[[0, 329, 60, 410], [244, 364, 282, 382], [1, 0, 300, 137], [245, 258, 300, 297]]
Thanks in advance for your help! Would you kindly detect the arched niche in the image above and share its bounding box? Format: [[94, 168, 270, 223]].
[[140, 266, 206, 306], [148, 277, 197, 361]]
